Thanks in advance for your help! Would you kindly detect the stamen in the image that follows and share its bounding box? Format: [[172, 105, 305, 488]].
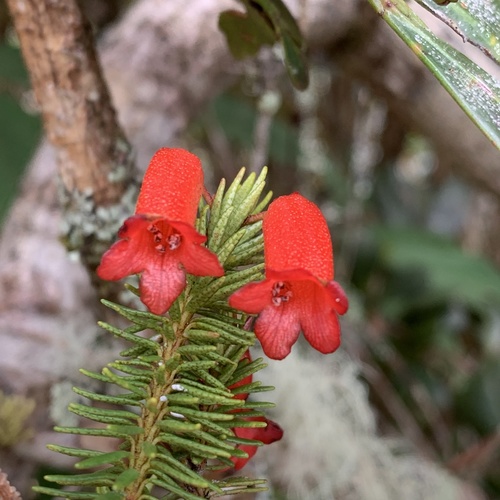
[[168, 233, 181, 250], [148, 223, 160, 234], [148, 222, 182, 253], [271, 281, 292, 306]]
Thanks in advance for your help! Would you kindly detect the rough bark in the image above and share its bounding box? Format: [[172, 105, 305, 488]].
[[0, 0, 498, 496], [6, 0, 132, 204], [6, 0, 136, 274]]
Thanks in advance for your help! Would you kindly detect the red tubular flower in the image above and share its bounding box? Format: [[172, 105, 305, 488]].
[[229, 193, 348, 360], [231, 416, 283, 470], [97, 148, 223, 314], [226, 350, 283, 470]]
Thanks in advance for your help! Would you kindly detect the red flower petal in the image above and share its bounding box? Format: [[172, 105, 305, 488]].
[[231, 444, 258, 471], [302, 310, 341, 354], [297, 282, 341, 354], [139, 254, 186, 315], [255, 303, 301, 360], [230, 269, 347, 358], [98, 214, 223, 314], [231, 417, 283, 470], [263, 193, 334, 281], [229, 270, 320, 314], [229, 280, 273, 314], [180, 245, 224, 277], [178, 244, 223, 277], [266, 267, 322, 284], [326, 280, 349, 315], [97, 215, 152, 281], [168, 220, 207, 245], [257, 418, 284, 445], [167, 221, 224, 277], [135, 148, 203, 224]]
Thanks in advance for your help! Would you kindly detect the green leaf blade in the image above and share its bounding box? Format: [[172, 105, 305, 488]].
[[416, 0, 500, 64], [369, 0, 500, 148]]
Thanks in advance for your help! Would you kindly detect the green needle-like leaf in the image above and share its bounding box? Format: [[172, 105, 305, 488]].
[[98, 321, 160, 351], [46, 444, 103, 458], [207, 178, 226, 238], [68, 403, 139, 425], [225, 231, 263, 268], [253, 189, 273, 214], [101, 299, 169, 330], [101, 368, 148, 396], [159, 433, 232, 458], [151, 461, 214, 491], [150, 477, 203, 500], [169, 384, 241, 406], [166, 406, 235, 421], [158, 419, 202, 433], [189, 417, 233, 438], [215, 230, 245, 267], [176, 344, 218, 356], [75, 451, 130, 470], [196, 203, 210, 236], [45, 471, 116, 486], [208, 205, 235, 252], [173, 378, 233, 397], [177, 360, 218, 372], [112, 469, 140, 491], [184, 329, 221, 343], [163, 393, 200, 405], [235, 170, 257, 203], [220, 167, 247, 214], [155, 452, 223, 492], [72, 387, 141, 407], [32, 488, 97, 499]]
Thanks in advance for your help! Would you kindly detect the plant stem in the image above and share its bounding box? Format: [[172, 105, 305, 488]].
[[125, 298, 194, 498]]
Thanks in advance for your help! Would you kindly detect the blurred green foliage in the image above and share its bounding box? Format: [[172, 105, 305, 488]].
[[219, 0, 309, 90], [194, 79, 500, 496], [0, 40, 42, 224], [375, 227, 500, 312], [211, 93, 300, 165]]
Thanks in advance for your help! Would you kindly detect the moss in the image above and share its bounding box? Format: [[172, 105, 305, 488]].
[[0, 390, 35, 447]]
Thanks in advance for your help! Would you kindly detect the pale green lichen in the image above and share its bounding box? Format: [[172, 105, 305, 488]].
[[0, 390, 35, 447], [259, 349, 462, 500], [59, 179, 139, 261], [58, 140, 138, 257]]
